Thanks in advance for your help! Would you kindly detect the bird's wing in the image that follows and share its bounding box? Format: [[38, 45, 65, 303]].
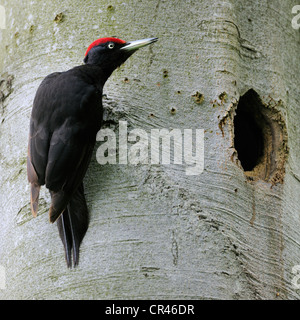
[[44, 85, 102, 222], [28, 71, 102, 221], [27, 72, 62, 216], [28, 72, 63, 184]]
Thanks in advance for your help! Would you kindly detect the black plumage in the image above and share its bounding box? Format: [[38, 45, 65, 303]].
[[27, 37, 158, 267]]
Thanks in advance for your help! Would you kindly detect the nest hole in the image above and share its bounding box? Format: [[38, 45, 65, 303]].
[[233, 89, 288, 184], [234, 94, 264, 171]]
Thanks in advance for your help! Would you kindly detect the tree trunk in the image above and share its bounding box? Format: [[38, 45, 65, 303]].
[[0, 0, 299, 300]]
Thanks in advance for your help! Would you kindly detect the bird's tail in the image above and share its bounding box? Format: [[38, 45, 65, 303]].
[[56, 183, 89, 268]]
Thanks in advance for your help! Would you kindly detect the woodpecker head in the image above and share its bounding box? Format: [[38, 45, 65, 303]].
[[83, 37, 158, 71]]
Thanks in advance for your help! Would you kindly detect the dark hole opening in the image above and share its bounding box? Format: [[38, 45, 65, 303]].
[[234, 91, 264, 171]]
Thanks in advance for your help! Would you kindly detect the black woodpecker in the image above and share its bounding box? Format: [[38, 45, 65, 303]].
[[27, 37, 158, 267]]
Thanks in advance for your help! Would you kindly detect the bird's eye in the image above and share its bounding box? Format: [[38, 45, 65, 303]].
[[108, 43, 115, 49]]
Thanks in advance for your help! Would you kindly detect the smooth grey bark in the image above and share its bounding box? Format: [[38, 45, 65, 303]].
[[0, 0, 299, 299]]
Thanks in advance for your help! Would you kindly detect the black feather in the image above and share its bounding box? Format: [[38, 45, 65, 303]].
[[57, 183, 89, 267], [27, 37, 157, 267]]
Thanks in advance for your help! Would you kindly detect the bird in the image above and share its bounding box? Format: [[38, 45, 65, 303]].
[[27, 36, 158, 267]]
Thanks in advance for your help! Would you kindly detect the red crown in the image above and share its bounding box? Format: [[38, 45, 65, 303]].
[[85, 37, 126, 56]]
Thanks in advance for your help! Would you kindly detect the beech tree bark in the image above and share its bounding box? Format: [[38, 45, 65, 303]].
[[0, 0, 299, 299]]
